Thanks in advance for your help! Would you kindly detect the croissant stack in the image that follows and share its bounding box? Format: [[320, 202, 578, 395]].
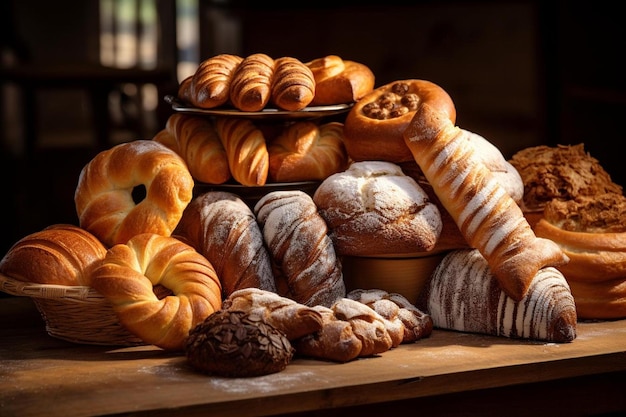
[[214, 116, 270, 186], [153, 113, 231, 184], [403, 103, 569, 301], [418, 249, 577, 343]]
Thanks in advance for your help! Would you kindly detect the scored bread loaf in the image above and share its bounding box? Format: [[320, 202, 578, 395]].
[[214, 116, 269, 186], [153, 114, 231, 184], [222, 288, 324, 340], [189, 53, 243, 109], [403, 103, 569, 301], [0, 224, 107, 286], [313, 161, 442, 256], [268, 121, 349, 183], [254, 190, 346, 307], [174, 191, 277, 298], [417, 249, 577, 343]]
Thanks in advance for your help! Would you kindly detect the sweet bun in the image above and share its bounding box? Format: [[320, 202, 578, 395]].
[[0, 224, 107, 286], [343, 79, 456, 163], [74, 140, 194, 247], [313, 160, 442, 256], [305, 55, 375, 106], [90, 233, 222, 351]]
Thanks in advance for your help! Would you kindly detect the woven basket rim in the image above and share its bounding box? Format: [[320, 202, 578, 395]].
[[0, 272, 101, 302]]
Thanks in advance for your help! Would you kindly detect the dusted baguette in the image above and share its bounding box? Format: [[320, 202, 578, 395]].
[[254, 190, 346, 307], [403, 102, 568, 301], [417, 249, 577, 343], [174, 191, 277, 298]]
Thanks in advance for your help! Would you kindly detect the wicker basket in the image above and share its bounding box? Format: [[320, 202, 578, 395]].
[[0, 272, 145, 346]]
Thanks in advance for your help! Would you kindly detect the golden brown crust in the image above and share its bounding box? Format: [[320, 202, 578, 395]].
[[343, 79, 456, 163], [0, 224, 107, 286], [189, 54, 243, 108], [268, 121, 349, 182], [90, 233, 222, 351], [74, 140, 194, 247], [270, 57, 315, 111], [214, 117, 269, 186], [306, 55, 375, 106], [229, 53, 274, 112], [153, 114, 231, 185], [174, 191, 277, 298]]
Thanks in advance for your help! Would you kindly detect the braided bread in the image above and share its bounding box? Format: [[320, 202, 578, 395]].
[[91, 233, 222, 351], [254, 190, 346, 307], [74, 140, 194, 247], [268, 121, 349, 182], [153, 114, 231, 184], [214, 117, 269, 186], [174, 191, 277, 297]]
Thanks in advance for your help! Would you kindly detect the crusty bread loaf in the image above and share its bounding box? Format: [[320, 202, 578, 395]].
[[313, 161, 442, 256], [268, 121, 349, 183], [189, 53, 243, 108], [0, 224, 107, 286], [270, 56, 315, 111], [90, 233, 222, 351], [305, 55, 375, 106], [403, 103, 568, 301], [214, 117, 269, 186], [229, 53, 274, 112], [74, 140, 194, 247], [174, 191, 277, 297], [417, 249, 577, 343], [153, 114, 231, 184], [254, 190, 346, 307], [222, 288, 324, 340], [343, 80, 456, 163]]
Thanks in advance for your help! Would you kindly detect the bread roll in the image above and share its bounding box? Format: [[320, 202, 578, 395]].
[[0, 224, 107, 286], [343, 80, 456, 163], [268, 121, 349, 183], [214, 117, 269, 186], [90, 233, 222, 351], [254, 190, 346, 307], [174, 191, 277, 297], [153, 114, 231, 184], [403, 103, 568, 301], [305, 55, 375, 105], [222, 288, 324, 340], [313, 161, 442, 256], [189, 53, 243, 108], [270, 56, 315, 111], [417, 249, 577, 343]]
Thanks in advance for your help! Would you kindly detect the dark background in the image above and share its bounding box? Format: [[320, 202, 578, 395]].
[[1, 0, 625, 257]]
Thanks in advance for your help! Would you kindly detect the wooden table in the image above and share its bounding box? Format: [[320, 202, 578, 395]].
[[1, 296, 625, 417]]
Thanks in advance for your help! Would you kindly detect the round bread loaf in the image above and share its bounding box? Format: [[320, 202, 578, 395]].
[[313, 161, 442, 257], [343, 79, 455, 163], [0, 224, 107, 286], [185, 309, 294, 377]]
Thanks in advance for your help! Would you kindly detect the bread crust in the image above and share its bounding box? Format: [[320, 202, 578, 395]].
[[343, 79, 456, 163], [306, 55, 375, 106]]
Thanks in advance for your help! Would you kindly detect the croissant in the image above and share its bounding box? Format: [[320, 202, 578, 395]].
[[174, 191, 277, 298], [189, 53, 243, 108], [270, 56, 315, 111], [214, 116, 269, 186], [417, 249, 577, 343], [403, 102, 569, 301], [254, 190, 346, 307], [229, 53, 274, 112], [222, 288, 324, 340], [268, 121, 349, 182], [153, 114, 231, 184]]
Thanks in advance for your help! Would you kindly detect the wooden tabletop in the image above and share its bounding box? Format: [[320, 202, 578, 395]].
[[1, 296, 625, 417]]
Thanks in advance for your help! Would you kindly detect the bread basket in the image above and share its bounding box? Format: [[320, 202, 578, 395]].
[[0, 272, 145, 346]]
